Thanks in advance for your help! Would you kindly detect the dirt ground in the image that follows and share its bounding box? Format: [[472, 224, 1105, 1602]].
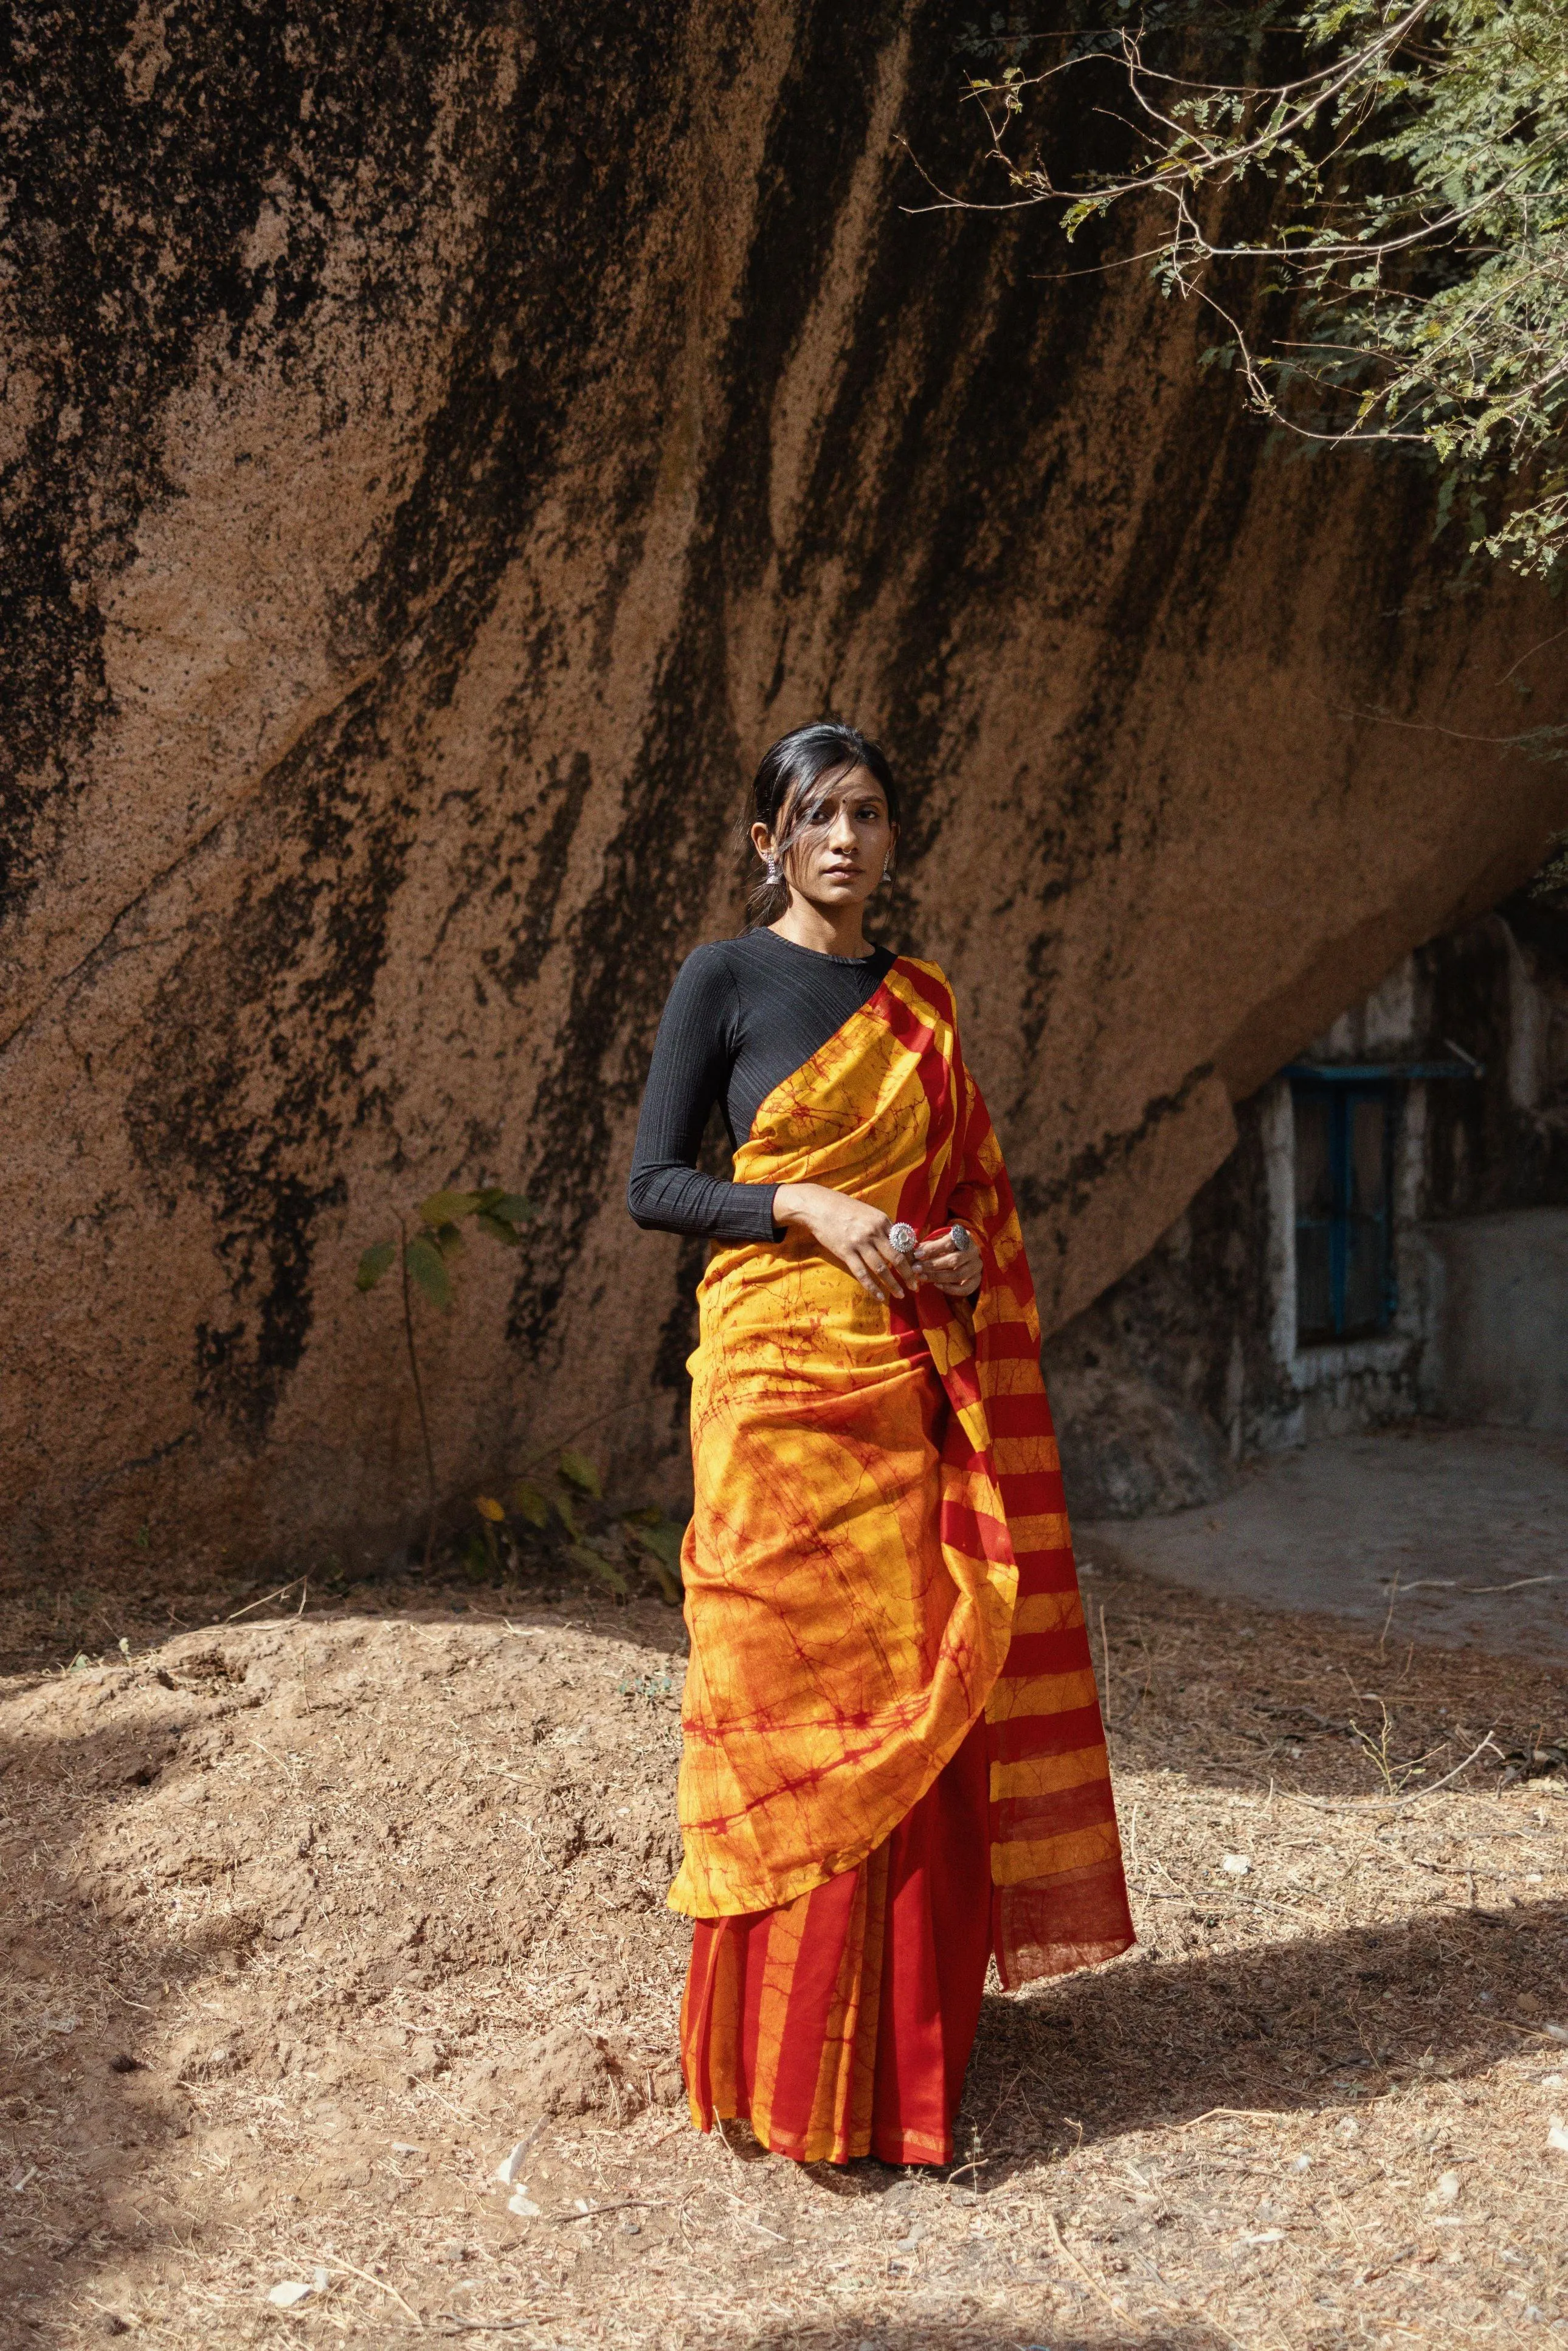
[[2, 1544, 1566, 2350], [1086, 1424, 1568, 1662]]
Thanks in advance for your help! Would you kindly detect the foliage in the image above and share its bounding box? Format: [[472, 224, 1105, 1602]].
[[620, 1505, 687, 1604], [353, 1186, 678, 1602], [355, 1186, 534, 1306], [964, 1, 1568, 578], [468, 1457, 686, 1606], [353, 1184, 534, 1569]]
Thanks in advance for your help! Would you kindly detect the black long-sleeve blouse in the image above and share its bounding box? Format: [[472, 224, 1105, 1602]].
[[626, 928, 896, 1242]]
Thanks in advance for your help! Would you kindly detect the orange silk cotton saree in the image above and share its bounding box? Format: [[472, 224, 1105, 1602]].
[[673, 957, 1133, 2164]]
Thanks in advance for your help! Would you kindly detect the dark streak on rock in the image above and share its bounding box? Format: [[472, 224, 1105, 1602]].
[[1014, 1062, 1219, 1245], [124, 689, 407, 1441]]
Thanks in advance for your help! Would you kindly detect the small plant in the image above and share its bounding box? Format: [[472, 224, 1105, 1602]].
[[1349, 1700, 1438, 1799], [617, 1670, 679, 1703], [354, 1184, 534, 1572], [620, 1507, 685, 1605], [468, 1449, 686, 1605]]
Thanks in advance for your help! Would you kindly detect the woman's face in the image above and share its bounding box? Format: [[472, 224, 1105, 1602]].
[[753, 764, 896, 910]]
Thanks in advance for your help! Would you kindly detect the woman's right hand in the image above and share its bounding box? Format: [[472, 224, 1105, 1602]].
[[772, 1182, 910, 1300]]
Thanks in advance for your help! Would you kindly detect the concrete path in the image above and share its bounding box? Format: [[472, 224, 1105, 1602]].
[[1080, 1424, 1568, 1659]]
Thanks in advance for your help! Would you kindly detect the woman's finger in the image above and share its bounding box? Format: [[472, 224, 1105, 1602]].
[[869, 1237, 909, 1294], [915, 1240, 970, 1272], [854, 1245, 903, 1298], [916, 1224, 976, 1252], [927, 1251, 980, 1294]]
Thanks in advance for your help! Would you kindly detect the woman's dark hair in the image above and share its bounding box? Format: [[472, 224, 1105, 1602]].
[[745, 720, 899, 927]]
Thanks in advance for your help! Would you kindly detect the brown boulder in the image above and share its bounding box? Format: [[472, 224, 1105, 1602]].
[[2, 5, 1564, 1570]]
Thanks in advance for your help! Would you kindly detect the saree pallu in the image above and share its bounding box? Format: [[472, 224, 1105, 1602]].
[[672, 956, 1133, 2161]]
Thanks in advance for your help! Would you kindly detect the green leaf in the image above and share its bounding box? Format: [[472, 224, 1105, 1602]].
[[624, 1513, 686, 1605], [474, 1212, 521, 1248], [459, 1528, 494, 1583], [404, 1234, 454, 1309], [629, 1516, 684, 1572], [355, 1239, 396, 1292], [475, 1494, 506, 1524], [475, 1185, 533, 1215], [553, 1492, 579, 1541], [433, 1221, 466, 1260], [418, 1187, 484, 1228], [642, 1558, 682, 1606], [567, 1541, 627, 1597], [558, 1449, 602, 1499], [512, 1479, 551, 1529]]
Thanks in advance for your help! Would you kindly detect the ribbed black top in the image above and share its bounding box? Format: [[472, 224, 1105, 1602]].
[[627, 928, 897, 1241]]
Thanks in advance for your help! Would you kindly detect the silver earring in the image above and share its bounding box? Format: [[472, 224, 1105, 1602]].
[[764, 855, 782, 885], [881, 857, 894, 883]]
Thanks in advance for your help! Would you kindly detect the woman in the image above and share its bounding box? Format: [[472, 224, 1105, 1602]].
[[627, 721, 1132, 2168]]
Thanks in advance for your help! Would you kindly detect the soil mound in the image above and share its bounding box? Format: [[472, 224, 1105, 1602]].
[[3, 1573, 1566, 2346], [1, 1597, 695, 2338]]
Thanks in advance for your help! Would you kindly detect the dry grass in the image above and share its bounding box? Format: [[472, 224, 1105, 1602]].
[[1, 1544, 1565, 2348]]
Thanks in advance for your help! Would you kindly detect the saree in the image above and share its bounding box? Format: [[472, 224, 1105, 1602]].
[[672, 955, 1133, 2161]]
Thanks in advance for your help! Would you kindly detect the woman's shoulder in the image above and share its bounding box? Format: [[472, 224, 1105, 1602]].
[[670, 935, 756, 990], [656, 939, 750, 1036]]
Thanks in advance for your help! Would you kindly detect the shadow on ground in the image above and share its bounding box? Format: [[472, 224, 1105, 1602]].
[[962, 1899, 1567, 2166]]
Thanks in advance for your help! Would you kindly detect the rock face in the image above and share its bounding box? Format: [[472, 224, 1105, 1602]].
[[4, 2, 1567, 1572]]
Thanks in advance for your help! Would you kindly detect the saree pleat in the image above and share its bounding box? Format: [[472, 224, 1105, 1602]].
[[681, 1724, 991, 2164], [672, 956, 1134, 2160]]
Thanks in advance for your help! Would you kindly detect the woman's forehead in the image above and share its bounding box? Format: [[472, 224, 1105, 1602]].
[[796, 762, 885, 805]]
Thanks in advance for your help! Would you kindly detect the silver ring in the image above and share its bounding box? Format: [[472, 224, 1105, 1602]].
[[949, 1225, 972, 1254], [888, 1222, 917, 1257]]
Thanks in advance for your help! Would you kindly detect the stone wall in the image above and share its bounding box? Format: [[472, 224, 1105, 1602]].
[[5, 1, 1567, 1575], [1051, 889, 1568, 1517], [1413, 1210, 1568, 1434]]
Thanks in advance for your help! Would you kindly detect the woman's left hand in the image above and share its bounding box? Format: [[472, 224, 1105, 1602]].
[[912, 1226, 983, 1297]]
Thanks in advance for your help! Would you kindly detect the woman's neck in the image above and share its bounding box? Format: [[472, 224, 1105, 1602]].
[[767, 899, 872, 959]]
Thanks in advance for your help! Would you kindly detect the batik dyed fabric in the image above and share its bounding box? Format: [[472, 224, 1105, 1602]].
[[681, 1723, 991, 2164], [671, 955, 1133, 2153]]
